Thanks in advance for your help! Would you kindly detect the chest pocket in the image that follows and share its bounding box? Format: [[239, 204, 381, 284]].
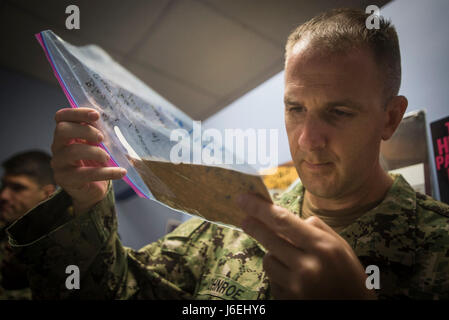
[[194, 274, 259, 300]]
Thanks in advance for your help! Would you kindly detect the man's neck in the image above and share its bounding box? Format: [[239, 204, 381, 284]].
[[303, 165, 393, 213]]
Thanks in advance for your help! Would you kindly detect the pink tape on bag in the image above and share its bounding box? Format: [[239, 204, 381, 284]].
[[36, 32, 148, 199]]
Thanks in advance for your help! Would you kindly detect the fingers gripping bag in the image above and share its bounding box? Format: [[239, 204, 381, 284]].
[[36, 30, 272, 230]]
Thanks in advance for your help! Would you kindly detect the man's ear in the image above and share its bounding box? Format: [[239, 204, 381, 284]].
[[42, 184, 56, 198], [381, 95, 408, 141]]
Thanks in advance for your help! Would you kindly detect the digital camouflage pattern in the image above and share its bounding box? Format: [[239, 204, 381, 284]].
[[6, 174, 449, 299]]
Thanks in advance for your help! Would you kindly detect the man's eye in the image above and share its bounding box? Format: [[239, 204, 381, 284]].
[[10, 184, 26, 192], [332, 109, 352, 117], [289, 106, 305, 113]]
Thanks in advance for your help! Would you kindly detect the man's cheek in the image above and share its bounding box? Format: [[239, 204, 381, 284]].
[[2, 209, 21, 223], [12, 198, 30, 217], [339, 144, 373, 179], [289, 136, 302, 164]]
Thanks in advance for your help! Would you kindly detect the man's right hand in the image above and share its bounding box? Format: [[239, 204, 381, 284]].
[[51, 107, 127, 215]]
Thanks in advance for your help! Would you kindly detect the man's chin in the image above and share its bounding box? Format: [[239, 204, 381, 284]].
[[300, 175, 341, 199]]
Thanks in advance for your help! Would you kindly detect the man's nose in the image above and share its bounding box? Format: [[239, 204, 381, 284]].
[[0, 187, 12, 202], [297, 115, 327, 152]]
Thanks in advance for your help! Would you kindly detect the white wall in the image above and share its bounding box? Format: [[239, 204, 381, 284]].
[[382, 0, 449, 124], [204, 71, 291, 170]]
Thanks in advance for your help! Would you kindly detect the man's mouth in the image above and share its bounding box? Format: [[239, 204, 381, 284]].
[[302, 160, 333, 171]]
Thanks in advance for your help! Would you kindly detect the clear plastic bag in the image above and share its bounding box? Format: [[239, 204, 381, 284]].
[[36, 30, 271, 229]]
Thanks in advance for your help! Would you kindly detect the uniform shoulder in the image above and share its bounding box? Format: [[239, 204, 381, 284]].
[[161, 217, 241, 245], [413, 193, 449, 298], [153, 217, 253, 257], [163, 217, 252, 244], [136, 218, 211, 256], [414, 192, 449, 248], [415, 192, 449, 219], [165, 217, 209, 239]]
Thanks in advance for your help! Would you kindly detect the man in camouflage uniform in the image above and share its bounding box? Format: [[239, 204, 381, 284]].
[[6, 9, 449, 299], [0, 151, 56, 299]]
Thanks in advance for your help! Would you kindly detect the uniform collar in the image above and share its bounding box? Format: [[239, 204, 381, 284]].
[[339, 174, 417, 267], [273, 174, 417, 266]]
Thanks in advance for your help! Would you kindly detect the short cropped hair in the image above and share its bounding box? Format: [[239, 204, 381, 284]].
[[285, 8, 401, 102], [2, 150, 55, 186]]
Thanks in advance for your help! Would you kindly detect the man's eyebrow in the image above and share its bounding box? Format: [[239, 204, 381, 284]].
[[284, 98, 304, 107], [284, 98, 363, 111], [1, 179, 27, 188], [324, 100, 364, 111]]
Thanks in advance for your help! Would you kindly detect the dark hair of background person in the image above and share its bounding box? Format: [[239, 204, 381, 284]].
[[2, 150, 55, 186]]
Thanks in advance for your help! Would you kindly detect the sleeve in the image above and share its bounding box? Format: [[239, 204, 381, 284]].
[[410, 239, 449, 299], [6, 184, 209, 300], [408, 196, 449, 299]]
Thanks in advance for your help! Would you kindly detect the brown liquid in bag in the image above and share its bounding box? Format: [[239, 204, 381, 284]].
[[131, 159, 272, 228]]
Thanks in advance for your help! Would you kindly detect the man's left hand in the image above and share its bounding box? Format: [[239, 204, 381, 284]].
[[238, 194, 376, 300]]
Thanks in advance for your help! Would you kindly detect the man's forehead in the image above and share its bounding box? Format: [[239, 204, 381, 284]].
[[284, 45, 381, 104], [286, 42, 377, 77], [284, 73, 365, 104], [2, 174, 39, 187]]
